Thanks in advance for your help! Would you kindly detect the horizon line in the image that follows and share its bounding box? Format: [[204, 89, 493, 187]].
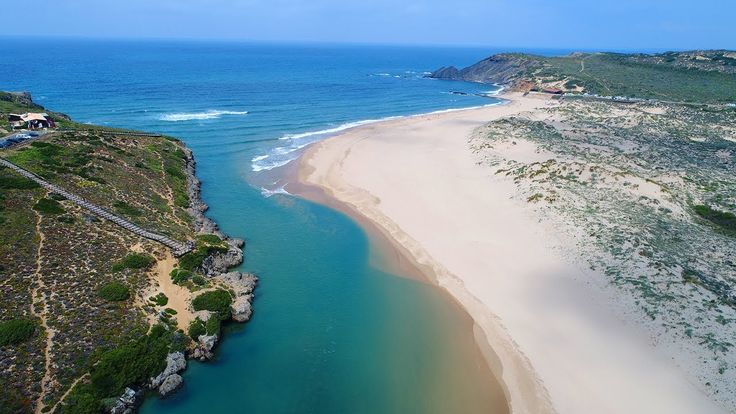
[[0, 34, 728, 55]]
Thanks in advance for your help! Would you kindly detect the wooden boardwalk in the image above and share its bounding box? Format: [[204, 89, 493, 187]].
[[0, 157, 193, 256]]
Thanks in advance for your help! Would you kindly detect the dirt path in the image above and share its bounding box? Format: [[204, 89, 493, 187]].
[[31, 209, 56, 414], [50, 373, 89, 413], [132, 244, 196, 330]]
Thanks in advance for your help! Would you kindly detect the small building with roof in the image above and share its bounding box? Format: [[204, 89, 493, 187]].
[[8, 112, 56, 130]]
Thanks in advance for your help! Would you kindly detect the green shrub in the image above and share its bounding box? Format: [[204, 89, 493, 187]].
[[205, 317, 221, 336], [33, 198, 65, 215], [170, 268, 193, 284], [87, 325, 171, 398], [58, 383, 101, 414], [0, 318, 35, 346], [192, 275, 207, 286], [112, 253, 155, 272], [113, 200, 142, 217], [694, 204, 736, 235], [164, 308, 177, 315], [98, 282, 130, 302], [0, 168, 40, 190], [149, 292, 168, 306], [192, 290, 232, 320], [177, 242, 228, 272], [196, 234, 224, 245], [49, 192, 67, 201], [57, 214, 75, 224], [174, 191, 189, 208], [0, 378, 28, 413], [188, 318, 206, 340]]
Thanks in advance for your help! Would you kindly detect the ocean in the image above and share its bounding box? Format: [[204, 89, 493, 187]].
[[0, 39, 562, 413]]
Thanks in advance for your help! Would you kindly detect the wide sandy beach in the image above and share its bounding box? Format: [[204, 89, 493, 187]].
[[293, 93, 727, 414]]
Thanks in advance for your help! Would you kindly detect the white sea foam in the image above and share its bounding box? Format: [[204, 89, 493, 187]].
[[250, 104, 504, 173], [260, 185, 292, 197], [159, 110, 249, 122], [480, 85, 505, 96]]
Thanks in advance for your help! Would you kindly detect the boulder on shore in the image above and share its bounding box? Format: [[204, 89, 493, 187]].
[[150, 352, 186, 388], [215, 271, 258, 322], [158, 374, 183, 397]]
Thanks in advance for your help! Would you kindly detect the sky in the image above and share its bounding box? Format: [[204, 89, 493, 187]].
[[2, 0, 734, 50]]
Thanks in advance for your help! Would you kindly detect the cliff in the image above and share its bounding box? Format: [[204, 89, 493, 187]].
[[430, 50, 736, 103]]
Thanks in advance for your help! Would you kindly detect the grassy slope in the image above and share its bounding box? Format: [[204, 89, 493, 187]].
[[506, 51, 736, 103], [0, 96, 195, 413]]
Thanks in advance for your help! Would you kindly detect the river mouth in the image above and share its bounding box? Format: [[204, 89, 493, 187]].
[[285, 157, 511, 414]]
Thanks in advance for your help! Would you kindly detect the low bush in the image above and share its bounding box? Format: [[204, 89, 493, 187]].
[[149, 292, 168, 306], [33, 198, 65, 215], [0, 168, 40, 190], [0, 318, 35, 346], [188, 318, 206, 340], [205, 316, 221, 336], [177, 241, 228, 272], [112, 253, 155, 272], [694, 204, 736, 235], [87, 325, 172, 400], [170, 268, 193, 284], [98, 282, 130, 302], [113, 200, 142, 217], [192, 290, 232, 320], [57, 214, 75, 224], [192, 275, 207, 286]]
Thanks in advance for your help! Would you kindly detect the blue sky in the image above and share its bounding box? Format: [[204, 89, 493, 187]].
[[3, 0, 734, 50]]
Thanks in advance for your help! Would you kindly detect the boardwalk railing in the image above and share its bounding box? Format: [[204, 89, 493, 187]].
[[0, 157, 193, 256]]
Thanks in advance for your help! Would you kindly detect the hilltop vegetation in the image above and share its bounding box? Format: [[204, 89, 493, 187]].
[[432, 50, 736, 103], [0, 94, 204, 413], [471, 97, 736, 408]]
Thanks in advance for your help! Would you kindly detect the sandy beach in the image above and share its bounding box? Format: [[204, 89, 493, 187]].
[[294, 93, 727, 414]]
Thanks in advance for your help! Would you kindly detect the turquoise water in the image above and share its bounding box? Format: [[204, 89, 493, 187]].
[[0, 39, 569, 413]]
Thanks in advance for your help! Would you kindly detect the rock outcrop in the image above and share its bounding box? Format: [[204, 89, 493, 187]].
[[150, 352, 187, 396], [193, 334, 218, 361], [110, 387, 143, 414], [216, 271, 258, 322], [184, 149, 223, 237], [200, 238, 245, 276], [429, 53, 542, 85], [157, 374, 183, 397]]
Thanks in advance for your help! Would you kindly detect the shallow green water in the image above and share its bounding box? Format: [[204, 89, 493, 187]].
[[138, 153, 505, 413]]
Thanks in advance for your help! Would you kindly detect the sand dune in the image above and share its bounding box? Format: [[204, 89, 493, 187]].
[[295, 93, 726, 414]]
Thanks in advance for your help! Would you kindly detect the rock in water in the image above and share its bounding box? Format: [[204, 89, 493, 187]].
[[150, 351, 187, 388], [158, 374, 183, 397], [194, 334, 219, 360], [215, 271, 258, 322], [110, 387, 142, 414]]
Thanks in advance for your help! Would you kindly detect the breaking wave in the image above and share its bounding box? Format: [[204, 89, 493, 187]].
[[159, 110, 249, 122]]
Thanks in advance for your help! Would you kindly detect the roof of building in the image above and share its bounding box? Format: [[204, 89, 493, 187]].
[[20, 112, 50, 122]]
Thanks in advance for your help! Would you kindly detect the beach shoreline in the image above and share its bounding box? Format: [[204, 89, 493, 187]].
[[289, 93, 727, 414]]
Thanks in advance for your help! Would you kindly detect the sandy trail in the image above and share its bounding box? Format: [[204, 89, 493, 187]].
[[296, 93, 726, 414]]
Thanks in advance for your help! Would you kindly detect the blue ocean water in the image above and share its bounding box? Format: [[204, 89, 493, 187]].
[[0, 39, 564, 413]]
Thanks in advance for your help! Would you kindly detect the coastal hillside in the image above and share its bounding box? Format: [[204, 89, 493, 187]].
[[431, 50, 736, 103], [0, 94, 256, 414]]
